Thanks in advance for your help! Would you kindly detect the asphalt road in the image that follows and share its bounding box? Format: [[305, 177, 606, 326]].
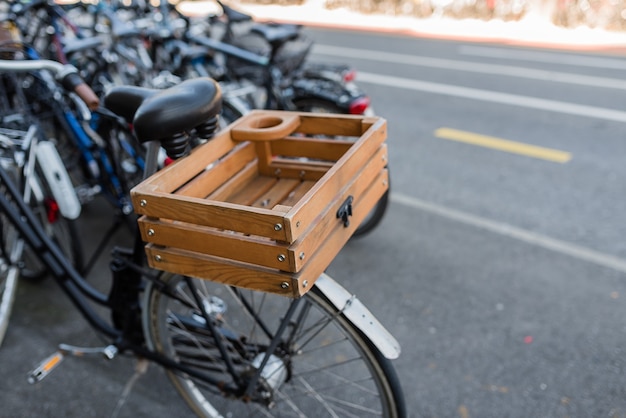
[[310, 27, 626, 418], [3, 25, 626, 418]]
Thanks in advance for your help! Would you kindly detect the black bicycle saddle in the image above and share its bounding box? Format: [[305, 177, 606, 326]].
[[251, 23, 300, 47], [103, 78, 222, 150], [103, 84, 154, 123]]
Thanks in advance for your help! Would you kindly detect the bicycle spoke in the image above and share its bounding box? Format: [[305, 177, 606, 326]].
[[144, 275, 402, 417]]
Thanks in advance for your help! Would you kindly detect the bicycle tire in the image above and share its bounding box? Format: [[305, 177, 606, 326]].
[[18, 158, 84, 281], [293, 98, 389, 237], [143, 273, 405, 417], [0, 159, 82, 331], [0, 159, 82, 342], [0, 143, 83, 284]]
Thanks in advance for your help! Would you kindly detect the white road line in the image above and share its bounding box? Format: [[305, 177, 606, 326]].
[[458, 45, 626, 70], [313, 44, 626, 90], [355, 71, 626, 122], [392, 192, 626, 274]]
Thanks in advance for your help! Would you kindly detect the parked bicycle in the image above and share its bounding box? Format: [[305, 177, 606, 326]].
[[0, 57, 406, 417], [0, 57, 93, 344], [2, 6, 148, 264]]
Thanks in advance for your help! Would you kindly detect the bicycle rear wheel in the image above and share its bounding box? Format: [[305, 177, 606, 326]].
[[143, 273, 405, 417]]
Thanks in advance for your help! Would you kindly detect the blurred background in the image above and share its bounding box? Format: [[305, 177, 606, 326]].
[[235, 0, 626, 32]]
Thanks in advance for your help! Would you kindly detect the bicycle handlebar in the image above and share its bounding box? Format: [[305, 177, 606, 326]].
[[0, 59, 100, 110], [60, 71, 100, 111]]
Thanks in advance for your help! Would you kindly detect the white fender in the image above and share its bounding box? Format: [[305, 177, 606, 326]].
[[36, 141, 81, 220], [314, 273, 401, 360]]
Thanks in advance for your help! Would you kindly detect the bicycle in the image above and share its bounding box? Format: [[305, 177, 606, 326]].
[[4, 6, 149, 262], [0, 57, 406, 417], [0, 57, 91, 345]]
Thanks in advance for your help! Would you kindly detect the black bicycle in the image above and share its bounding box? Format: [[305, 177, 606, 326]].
[[0, 57, 406, 417]]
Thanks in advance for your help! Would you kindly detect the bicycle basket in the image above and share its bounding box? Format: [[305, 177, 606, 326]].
[[132, 110, 389, 298]]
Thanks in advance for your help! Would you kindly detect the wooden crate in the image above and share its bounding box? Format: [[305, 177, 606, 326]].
[[131, 110, 389, 297]]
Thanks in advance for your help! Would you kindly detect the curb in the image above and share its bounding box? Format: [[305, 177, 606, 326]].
[[236, 4, 626, 53]]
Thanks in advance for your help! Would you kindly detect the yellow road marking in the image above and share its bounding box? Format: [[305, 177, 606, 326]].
[[434, 128, 572, 163]]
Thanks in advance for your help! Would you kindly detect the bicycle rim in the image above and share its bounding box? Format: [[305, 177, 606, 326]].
[[143, 273, 404, 417]]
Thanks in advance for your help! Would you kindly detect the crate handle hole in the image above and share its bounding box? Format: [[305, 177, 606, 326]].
[[231, 112, 301, 141], [252, 116, 283, 129]]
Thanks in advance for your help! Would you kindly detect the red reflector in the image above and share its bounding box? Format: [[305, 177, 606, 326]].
[[343, 69, 356, 82], [348, 96, 371, 115], [164, 156, 175, 166], [44, 197, 60, 223]]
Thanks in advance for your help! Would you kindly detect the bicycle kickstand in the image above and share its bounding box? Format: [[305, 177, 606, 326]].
[[27, 343, 118, 384]]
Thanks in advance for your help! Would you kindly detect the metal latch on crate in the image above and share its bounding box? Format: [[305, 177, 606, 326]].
[[336, 196, 353, 227]]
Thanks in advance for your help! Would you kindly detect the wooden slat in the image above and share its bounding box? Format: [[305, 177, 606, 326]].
[[145, 244, 296, 297], [205, 160, 259, 202], [226, 176, 277, 206], [296, 113, 367, 136], [175, 142, 256, 198], [139, 218, 296, 271], [293, 113, 381, 137], [252, 178, 301, 209], [260, 160, 330, 181], [272, 204, 292, 213], [271, 158, 335, 170], [271, 137, 353, 161], [279, 181, 316, 207], [131, 129, 238, 195], [131, 193, 289, 241]]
